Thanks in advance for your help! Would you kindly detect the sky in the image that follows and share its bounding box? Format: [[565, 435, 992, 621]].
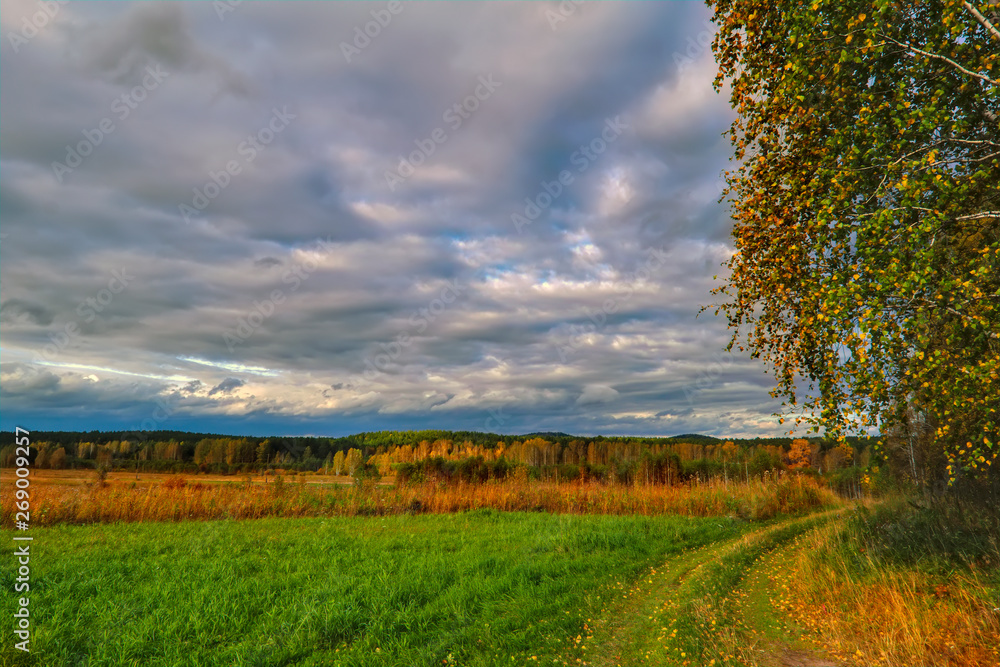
[[0, 1, 800, 439]]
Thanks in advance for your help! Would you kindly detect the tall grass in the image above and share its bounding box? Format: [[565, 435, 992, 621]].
[[777, 502, 1000, 667], [4, 475, 838, 526]]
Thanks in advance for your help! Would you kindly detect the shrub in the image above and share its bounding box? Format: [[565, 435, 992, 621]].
[[352, 462, 381, 488], [557, 464, 580, 482]]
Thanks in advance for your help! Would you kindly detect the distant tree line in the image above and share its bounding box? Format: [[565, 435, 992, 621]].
[[0, 430, 873, 490]]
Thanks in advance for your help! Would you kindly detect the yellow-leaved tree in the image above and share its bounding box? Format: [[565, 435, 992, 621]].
[[708, 0, 999, 499]]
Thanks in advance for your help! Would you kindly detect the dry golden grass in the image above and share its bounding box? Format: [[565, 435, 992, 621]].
[[3, 473, 838, 526], [0, 468, 356, 488], [777, 522, 1000, 667]]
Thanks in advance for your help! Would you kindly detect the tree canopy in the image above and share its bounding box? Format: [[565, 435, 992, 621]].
[[708, 0, 999, 489]]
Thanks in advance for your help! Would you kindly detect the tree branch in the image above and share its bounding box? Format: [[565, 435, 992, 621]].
[[963, 1, 1000, 41], [918, 297, 1000, 338], [955, 210, 1000, 222], [880, 35, 1000, 87]]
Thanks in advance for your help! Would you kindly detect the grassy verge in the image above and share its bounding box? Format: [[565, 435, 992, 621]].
[[0, 511, 751, 667], [773, 500, 1000, 667]]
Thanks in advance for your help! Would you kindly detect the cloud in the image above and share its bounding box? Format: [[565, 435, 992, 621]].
[[0, 363, 62, 395], [0, 297, 54, 326], [0, 2, 802, 439], [253, 256, 282, 268], [208, 377, 245, 396], [72, 3, 251, 95], [576, 384, 620, 406]]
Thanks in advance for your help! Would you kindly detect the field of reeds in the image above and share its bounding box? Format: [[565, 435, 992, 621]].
[[2, 472, 838, 526]]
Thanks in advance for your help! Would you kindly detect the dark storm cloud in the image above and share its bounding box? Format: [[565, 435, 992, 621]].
[[0, 1, 799, 438], [72, 2, 253, 94], [208, 377, 244, 396], [0, 298, 54, 326]]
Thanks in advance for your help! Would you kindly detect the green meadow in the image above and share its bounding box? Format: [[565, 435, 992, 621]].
[[1, 512, 750, 667]]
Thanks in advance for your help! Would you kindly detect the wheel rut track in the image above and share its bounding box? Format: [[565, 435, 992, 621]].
[[582, 509, 845, 667]]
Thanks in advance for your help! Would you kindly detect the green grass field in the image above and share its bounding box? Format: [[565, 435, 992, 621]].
[[5, 505, 996, 666], [1, 511, 752, 667]]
